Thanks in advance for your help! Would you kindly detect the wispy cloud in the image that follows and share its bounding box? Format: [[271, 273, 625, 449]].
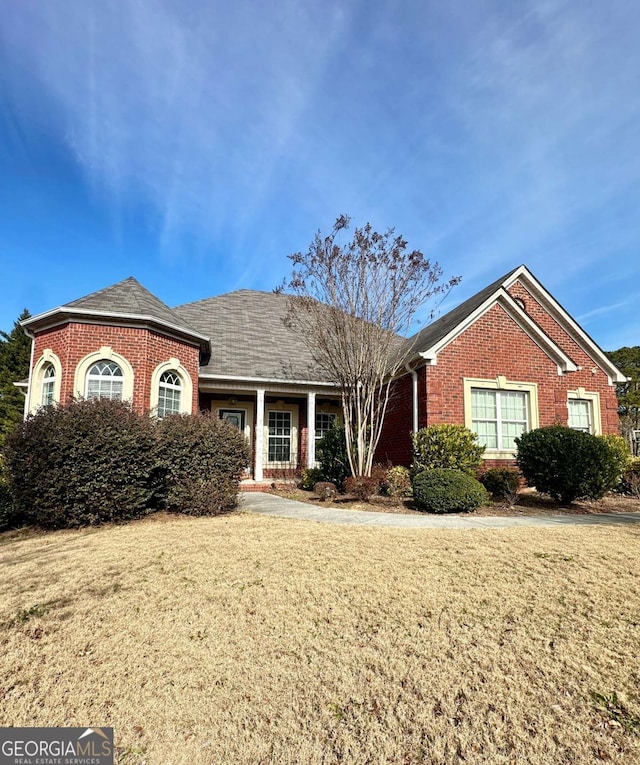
[[1, 0, 638, 347]]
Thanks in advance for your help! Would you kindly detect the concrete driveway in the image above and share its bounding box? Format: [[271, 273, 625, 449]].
[[240, 491, 640, 530]]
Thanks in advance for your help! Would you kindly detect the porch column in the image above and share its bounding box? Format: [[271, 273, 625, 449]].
[[307, 391, 316, 468], [254, 388, 265, 481]]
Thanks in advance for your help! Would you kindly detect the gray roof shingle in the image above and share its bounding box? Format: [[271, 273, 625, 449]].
[[405, 266, 520, 356], [64, 277, 205, 339], [173, 290, 330, 381]]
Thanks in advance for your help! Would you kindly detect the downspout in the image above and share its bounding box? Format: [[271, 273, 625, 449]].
[[405, 362, 419, 434], [22, 327, 35, 420]]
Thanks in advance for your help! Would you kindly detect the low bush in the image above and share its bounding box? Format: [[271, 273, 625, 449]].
[[412, 468, 488, 514], [620, 458, 640, 499], [516, 426, 623, 505], [411, 424, 485, 476], [480, 467, 521, 502], [317, 425, 350, 489], [4, 399, 157, 529], [313, 481, 337, 501], [385, 465, 412, 500], [155, 413, 250, 516], [343, 475, 380, 501], [599, 434, 632, 483], [299, 467, 324, 491]]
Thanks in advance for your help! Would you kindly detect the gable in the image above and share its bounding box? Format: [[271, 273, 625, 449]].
[[415, 288, 577, 375], [503, 267, 626, 384]]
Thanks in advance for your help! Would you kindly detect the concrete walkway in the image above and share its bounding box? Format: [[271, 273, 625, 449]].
[[240, 491, 640, 529]]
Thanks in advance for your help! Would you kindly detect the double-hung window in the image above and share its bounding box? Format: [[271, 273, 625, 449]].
[[268, 411, 291, 462], [41, 363, 56, 406], [567, 390, 601, 435], [315, 412, 337, 447], [471, 388, 529, 450]]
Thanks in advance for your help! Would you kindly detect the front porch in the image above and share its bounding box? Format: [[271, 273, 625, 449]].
[[198, 380, 342, 480]]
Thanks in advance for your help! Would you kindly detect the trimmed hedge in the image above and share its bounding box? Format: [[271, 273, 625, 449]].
[[155, 413, 250, 516], [411, 424, 485, 476], [480, 467, 521, 500], [412, 468, 488, 514], [4, 399, 157, 529], [516, 426, 623, 505]]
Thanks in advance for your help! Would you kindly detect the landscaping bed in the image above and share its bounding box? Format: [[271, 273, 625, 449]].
[[267, 485, 640, 517]]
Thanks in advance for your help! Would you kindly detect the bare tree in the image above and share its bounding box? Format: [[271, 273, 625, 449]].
[[279, 215, 460, 477]]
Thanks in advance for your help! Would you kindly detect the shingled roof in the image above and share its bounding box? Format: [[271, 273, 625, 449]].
[[173, 290, 332, 382], [405, 266, 520, 358], [24, 277, 208, 347]]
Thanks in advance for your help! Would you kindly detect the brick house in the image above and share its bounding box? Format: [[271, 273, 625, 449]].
[[21, 265, 624, 478]]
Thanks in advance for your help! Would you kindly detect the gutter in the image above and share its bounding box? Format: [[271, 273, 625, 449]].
[[22, 326, 35, 419]]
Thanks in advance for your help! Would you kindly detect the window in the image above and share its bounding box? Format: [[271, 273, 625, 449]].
[[157, 370, 182, 418], [86, 361, 124, 401], [41, 364, 56, 406], [471, 388, 529, 450], [315, 412, 337, 445], [567, 389, 601, 435], [568, 399, 592, 433], [268, 411, 291, 462]]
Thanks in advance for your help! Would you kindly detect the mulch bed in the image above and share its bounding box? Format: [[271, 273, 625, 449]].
[[267, 486, 640, 517]]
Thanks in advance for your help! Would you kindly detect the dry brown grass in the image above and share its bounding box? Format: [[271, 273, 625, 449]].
[[2, 513, 640, 764]]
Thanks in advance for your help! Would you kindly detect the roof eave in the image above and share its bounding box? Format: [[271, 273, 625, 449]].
[[22, 306, 210, 351]]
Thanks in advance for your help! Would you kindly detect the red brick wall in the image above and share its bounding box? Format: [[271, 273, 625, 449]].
[[31, 322, 200, 413], [375, 296, 620, 467], [375, 374, 414, 466]]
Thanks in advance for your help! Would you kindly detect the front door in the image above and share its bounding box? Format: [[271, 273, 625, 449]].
[[220, 409, 246, 433]]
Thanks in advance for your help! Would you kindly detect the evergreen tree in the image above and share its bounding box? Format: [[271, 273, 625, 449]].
[[0, 310, 31, 446]]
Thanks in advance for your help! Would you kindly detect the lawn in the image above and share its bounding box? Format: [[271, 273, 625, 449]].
[[2, 512, 640, 764]]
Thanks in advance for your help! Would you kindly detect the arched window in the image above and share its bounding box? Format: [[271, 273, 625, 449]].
[[41, 363, 56, 406], [86, 361, 124, 400], [157, 370, 182, 417]]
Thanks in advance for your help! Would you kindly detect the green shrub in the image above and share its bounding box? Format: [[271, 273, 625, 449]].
[[385, 466, 412, 500], [299, 467, 324, 491], [599, 434, 631, 482], [411, 424, 485, 476], [155, 413, 250, 516], [0, 457, 18, 531], [3, 399, 157, 529], [412, 468, 488, 514], [516, 426, 622, 505], [343, 475, 381, 500], [317, 425, 350, 489], [480, 467, 521, 500]]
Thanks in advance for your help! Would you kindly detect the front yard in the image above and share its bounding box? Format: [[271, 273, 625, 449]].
[[2, 513, 640, 763]]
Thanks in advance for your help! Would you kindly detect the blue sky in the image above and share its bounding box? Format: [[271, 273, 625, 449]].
[[1, 0, 638, 350]]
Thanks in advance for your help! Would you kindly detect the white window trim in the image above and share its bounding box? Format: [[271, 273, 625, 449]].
[[567, 388, 601, 435], [74, 347, 135, 402], [30, 349, 62, 414], [150, 358, 193, 415], [264, 403, 299, 467], [464, 376, 539, 459]]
